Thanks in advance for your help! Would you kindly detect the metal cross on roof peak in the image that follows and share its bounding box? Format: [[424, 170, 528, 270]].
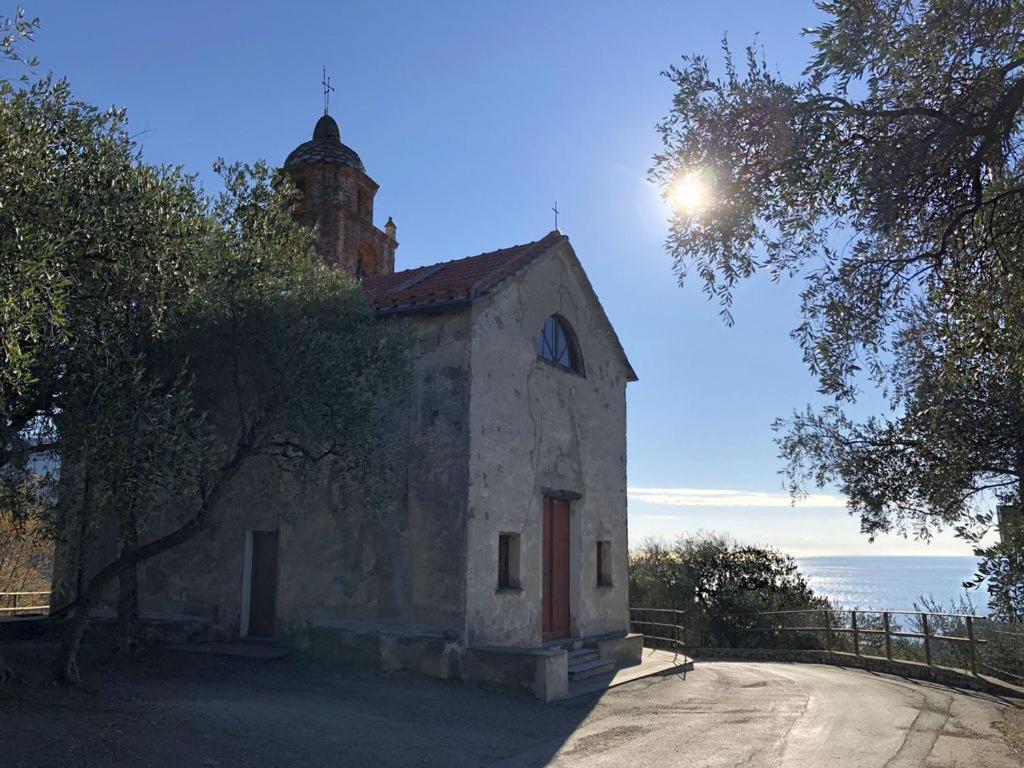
[[552, 201, 560, 231], [322, 65, 336, 116]]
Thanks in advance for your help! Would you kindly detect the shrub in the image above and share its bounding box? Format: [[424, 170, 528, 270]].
[[629, 534, 832, 648]]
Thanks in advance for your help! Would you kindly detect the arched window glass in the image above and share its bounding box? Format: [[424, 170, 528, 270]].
[[536, 315, 584, 375]]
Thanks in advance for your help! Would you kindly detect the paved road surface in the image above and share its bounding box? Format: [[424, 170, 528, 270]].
[[539, 660, 1019, 767], [3, 646, 1019, 767]]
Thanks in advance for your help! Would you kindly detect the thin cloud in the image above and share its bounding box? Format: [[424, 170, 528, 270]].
[[627, 487, 847, 509]]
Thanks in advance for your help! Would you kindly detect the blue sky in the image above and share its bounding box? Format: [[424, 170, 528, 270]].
[[22, 1, 973, 556]]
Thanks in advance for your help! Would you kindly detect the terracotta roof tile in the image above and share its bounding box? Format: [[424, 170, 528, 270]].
[[284, 115, 366, 172], [363, 230, 564, 314]]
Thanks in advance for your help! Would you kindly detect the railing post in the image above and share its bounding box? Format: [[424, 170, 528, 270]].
[[824, 611, 833, 655], [922, 613, 932, 666], [966, 616, 978, 676], [883, 612, 893, 661], [852, 610, 860, 656]]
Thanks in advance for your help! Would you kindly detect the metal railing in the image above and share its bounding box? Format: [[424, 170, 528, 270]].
[[709, 607, 1024, 685], [629, 605, 1024, 686], [629, 607, 688, 652], [0, 591, 50, 615], [719, 609, 987, 673]]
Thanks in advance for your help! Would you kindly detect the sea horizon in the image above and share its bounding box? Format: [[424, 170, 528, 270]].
[[794, 555, 988, 615]]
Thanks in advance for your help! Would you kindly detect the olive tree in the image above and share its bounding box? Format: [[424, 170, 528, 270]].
[[48, 161, 410, 683], [1, 36, 408, 680], [652, 0, 1024, 618]]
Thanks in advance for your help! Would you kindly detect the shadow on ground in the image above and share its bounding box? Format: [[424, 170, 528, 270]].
[[2, 644, 1017, 767], [0, 640, 605, 768]]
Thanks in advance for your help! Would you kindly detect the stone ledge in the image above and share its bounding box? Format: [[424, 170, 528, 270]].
[[302, 624, 462, 679], [302, 626, 570, 701], [589, 632, 644, 666], [0, 615, 54, 641], [311, 618, 460, 642], [0, 614, 211, 645], [566, 648, 694, 699], [463, 644, 568, 701]]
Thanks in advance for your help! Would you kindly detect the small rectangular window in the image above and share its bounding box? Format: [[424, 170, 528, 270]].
[[596, 540, 612, 587], [498, 533, 521, 590]]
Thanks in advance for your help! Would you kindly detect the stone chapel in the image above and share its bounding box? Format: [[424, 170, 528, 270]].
[[90, 113, 640, 700]]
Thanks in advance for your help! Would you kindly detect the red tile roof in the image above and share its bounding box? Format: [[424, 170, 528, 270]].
[[363, 230, 564, 314], [364, 229, 637, 381]]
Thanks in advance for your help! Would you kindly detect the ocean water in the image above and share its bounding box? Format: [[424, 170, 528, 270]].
[[795, 556, 989, 615]]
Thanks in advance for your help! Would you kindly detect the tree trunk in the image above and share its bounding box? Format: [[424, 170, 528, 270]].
[[0, 645, 15, 684], [55, 481, 93, 684], [55, 594, 90, 684], [48, 426, 257, 679], [116, 510, 139, 654], [116, 564, 138, 654]]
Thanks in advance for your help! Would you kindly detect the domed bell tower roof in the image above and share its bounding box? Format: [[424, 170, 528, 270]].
[[281, 107, 395, 279], [284, 114, 366, 172]]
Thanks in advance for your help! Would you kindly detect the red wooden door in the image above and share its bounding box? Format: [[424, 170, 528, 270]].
[[542, 497, 571, 641]]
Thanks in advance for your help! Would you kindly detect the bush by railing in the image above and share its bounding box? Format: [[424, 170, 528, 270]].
[[976, 620, 1024, 684]]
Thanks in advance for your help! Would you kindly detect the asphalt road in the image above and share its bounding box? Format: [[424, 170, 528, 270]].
[[540, 660, 1020, 768], [3, 645, 1020, 767]]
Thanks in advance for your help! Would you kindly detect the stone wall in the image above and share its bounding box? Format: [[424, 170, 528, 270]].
[[303, 624, 570, 701], [49, 238, 633, 657], [463, 241, 631, 647], [289, 162, 396, 278], [115, 310, 472, 640]]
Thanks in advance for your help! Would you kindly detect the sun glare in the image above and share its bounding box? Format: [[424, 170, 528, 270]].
[[671, 172, 712, 213]]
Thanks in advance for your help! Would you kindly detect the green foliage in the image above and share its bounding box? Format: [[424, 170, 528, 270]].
[[51, 351, 214, 551], [652, 0, 1024, 619], [1, 67, 409, 539], [974, 542, 1024, 622], [166, 160, 410, 508], [0, 7, 37, 69], [629, 535, 831, 647], [913, 593, 1024, 683], [0, 50, 410, 680], [0, 72, 213, 552]]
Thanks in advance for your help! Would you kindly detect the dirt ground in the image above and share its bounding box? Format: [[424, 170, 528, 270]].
[[1, 641, 1021, 767], [1005, 707, 1024, 762]]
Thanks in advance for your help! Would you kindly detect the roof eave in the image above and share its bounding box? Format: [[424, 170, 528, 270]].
[[372, 296, 473, 318]]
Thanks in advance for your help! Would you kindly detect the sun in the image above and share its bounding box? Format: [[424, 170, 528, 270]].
[[670, 172, 712, 213]]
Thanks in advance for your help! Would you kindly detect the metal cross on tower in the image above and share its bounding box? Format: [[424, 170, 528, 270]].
[[322, 66, 336, 116], [552, 202, 560, 231]]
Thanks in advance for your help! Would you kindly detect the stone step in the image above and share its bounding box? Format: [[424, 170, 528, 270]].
[[165, 640, 292, 660], [543, 638, 583, 652], [568, 656, 617, 680], [567, 648, 599, 664], [565, 650, 695, 700]]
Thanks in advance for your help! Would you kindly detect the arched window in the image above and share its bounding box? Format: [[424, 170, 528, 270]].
[[537, 314, 584, 375]]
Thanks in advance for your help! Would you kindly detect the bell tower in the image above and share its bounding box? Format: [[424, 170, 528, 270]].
[[284, 114, 397, 278]]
